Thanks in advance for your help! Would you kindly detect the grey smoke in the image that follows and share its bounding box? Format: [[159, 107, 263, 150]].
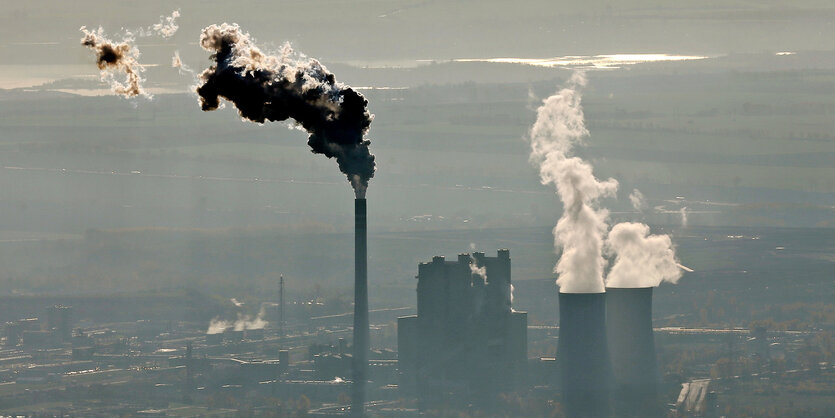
[[80, 10, 180, 98], [80, 26, 147, 98]]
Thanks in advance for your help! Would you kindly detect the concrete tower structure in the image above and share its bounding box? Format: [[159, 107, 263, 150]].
[[606, 287, 660, 417], [557, 292, 612, 418], [352, 198, 369, 416]]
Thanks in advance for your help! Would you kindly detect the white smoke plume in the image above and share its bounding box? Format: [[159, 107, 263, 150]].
[[605, 222, 682, 288], [468, 243, 487, 283], [206, 305, 269, 334], [234, 307, 268, 331], [680, 206, 688, 227], [139, 10, 180, 38], [529, 72, 683, 291], [80, 26, 148, 98], [207, 318, 230, 334], [171, 51, 194, 76], [629, 189, 646, 212], [528, 72, 618, 293], [469, 262, 487, 283]]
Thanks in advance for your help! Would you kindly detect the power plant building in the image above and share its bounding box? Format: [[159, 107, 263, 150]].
[[398, 249, 527, 403]]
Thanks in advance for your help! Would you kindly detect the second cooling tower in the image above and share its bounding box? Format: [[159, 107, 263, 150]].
[[606, 287, 660, 417], [557, 292, 612, 418]]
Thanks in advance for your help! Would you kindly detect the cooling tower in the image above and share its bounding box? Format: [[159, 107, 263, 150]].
[[557, 292, 612, 418], [605, 287, 660, 417], [352, 198, 369, 416]]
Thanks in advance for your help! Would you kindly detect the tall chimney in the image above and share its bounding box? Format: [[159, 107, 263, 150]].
[[606, 287, 659, 417], [352, 198, 369, 416], [279, 275, 285, 338], [557, 292, 612, 418]]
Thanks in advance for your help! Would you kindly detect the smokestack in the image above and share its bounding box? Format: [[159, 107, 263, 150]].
[[557, 292, 612, 418], [279, 274, 285, 338], [605, 287, 660, 417], [352, 198, 369, 416]]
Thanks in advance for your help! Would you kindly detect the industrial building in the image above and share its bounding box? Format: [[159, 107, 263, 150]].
[[398, 249, 527, 404]]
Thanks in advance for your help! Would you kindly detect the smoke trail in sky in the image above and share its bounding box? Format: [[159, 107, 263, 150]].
[[143, 10, 180, 38], [195, 23, 375, 197], [80, 26, 147, 98], [80, 10, 180, 98]]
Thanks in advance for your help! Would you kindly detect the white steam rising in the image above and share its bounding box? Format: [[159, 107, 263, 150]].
[[207, 305, 269, 334], [605, 223, 682, 288], [528, 72, 683, 292], [468, 243, 487, 283], [680, 207, 688, 227], [528, 72, 618, 293]]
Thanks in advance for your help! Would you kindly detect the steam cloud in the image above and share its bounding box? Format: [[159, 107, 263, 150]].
[[80, 26, 147, 98], [207, 305, 269, 334], [468, 243, 487, 283], [528, 72, 682, 292], [528, 72, 617, 293], [195, 23, 375, 197], [680, 206, 688, 227], [605, 223, 682, 288]]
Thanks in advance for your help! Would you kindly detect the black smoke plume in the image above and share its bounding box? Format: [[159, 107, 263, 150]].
[[196, 24, 375, 197]]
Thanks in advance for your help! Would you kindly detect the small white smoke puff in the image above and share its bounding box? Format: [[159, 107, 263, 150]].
[[680, 206, 688, 227], [171, 50, 196, 77], [629, 189, 646, 212], [528, 71, 617, 293], [139, 10, 180, 38], [468, 243, 487, 283], [605, 222, 682, 287]]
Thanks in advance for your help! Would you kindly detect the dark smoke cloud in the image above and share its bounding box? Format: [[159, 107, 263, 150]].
[[80, 26, 147, 98], [195, 23, 375, 197]]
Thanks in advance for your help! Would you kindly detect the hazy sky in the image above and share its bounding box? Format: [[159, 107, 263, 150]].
[[5, 1, 835, 65]]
